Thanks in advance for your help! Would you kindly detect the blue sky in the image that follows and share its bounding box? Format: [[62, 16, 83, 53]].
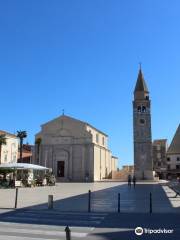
[[0, 0, 179, 167]]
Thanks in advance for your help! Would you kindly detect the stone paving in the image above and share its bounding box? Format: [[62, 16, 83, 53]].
[[0, 210, 180, 240], [0, 181, 180, 213], [0, 210, 107, 240], [0, 182, 180, 240]]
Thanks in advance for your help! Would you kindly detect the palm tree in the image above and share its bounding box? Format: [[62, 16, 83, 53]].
[[17, 131, 27, 163], [35, 137, 42, 165], [0, 134, 6, 164]]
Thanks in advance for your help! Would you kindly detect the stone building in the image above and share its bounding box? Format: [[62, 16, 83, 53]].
[[152, 139, 168, 179], [34, 115, 118, 182], [166, 124, 180, 178], [133, 68, 153, 180], [0, 130, 18, 164]]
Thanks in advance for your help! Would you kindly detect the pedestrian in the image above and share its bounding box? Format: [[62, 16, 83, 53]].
[[177, 176, 180, 184], [133, 175, 136, 188], [128, 175, 132, 188]]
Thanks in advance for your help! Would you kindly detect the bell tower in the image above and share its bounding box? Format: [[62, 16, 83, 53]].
[[133, 66, 153, 180]]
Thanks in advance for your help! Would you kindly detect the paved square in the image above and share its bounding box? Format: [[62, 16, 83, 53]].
[[0, 182, 180, 239], [0, 181, 180, 213]]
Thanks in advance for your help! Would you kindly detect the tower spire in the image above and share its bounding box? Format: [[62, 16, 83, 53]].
[[134, 66, 149, 100], [134, 66, 149, 93]]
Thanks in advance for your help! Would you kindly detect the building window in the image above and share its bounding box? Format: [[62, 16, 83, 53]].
[[102, 137, 105, 146], [12, 143, 16, 148], [13, 155, 16, 162], [156, 145, 161, 151], [177, 157, 180, 161], [4, 155, 7, 162], [167, 165, 171, 170], [96, 134, 99, 143], [167, 157, 170, 162], [158, 162, 161, 167], [176, 165, 180, 170]]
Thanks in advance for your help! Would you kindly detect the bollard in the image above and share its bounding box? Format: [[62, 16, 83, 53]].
[[88, 190, 91, 212], [118, 193, 120, 213], [150, 192, 152, 214], [65, 226, 71, 240], [14, 187, 19, 209], [48, 195, 53, 209]]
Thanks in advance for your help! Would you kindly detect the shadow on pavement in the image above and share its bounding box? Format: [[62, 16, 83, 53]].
[[0, 183, 180, 240]]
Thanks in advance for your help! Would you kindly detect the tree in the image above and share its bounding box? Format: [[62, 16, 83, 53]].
[[17, 131, 27, 163], [35, 137, 42, 165], [0, 134, 6, 164]]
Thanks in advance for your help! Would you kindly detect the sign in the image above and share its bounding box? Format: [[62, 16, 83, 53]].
[[15, 181, 22, 187]]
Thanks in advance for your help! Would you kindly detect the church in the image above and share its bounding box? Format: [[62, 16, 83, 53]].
[[34, 115, 118, 182]]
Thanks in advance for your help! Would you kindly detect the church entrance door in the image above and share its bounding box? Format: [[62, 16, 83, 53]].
[[57, 161, 65, 177]]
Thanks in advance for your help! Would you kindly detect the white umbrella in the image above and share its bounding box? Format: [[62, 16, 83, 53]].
[[0, 163, 49, 170]]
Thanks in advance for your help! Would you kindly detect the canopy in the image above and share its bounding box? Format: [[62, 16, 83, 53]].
[[0, 163, 49, 170]]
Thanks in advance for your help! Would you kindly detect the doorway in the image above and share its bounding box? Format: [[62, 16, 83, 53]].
[[57, 161, 65, 177]]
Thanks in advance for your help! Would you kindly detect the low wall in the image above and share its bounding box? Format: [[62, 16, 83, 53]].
[[112, 170, 133, 181]]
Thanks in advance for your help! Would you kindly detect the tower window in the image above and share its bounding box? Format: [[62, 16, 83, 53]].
[[142, 106, 146, 112], [145, 96, 149, 100], [137, 106, 141, 112], [137, 106, 146, 112], [167, 157, 170, 162], [177, 157, 180, 161]]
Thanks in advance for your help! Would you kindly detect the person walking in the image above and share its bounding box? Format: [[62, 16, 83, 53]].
[[128, 175, 132, 188], [133, 175, 136, 188]]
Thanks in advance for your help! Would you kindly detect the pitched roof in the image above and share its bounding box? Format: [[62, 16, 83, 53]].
[[18, 151, 32, 159], [68, 115, 108, 136], [42, 115, 108, 137], [167, 124, 180, 154], [0, 130, 17, 138], [134, 68, 149, 93]]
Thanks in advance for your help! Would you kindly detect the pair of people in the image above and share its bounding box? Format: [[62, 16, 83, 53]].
[[128, 175, 136, 188]]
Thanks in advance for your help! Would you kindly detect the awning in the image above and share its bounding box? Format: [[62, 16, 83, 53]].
[[0, 163, 49, 170]]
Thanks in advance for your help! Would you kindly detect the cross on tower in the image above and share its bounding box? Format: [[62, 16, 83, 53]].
[[139, 62, 142, 70]]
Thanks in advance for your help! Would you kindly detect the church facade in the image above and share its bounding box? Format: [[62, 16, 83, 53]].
[[133, 68, 154, 180], [34, 115, 118, 182]]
